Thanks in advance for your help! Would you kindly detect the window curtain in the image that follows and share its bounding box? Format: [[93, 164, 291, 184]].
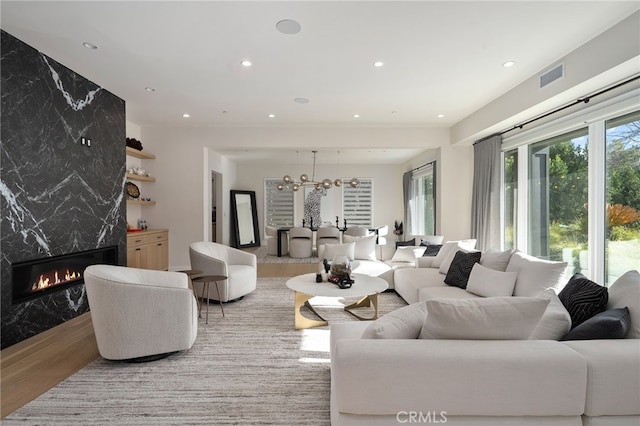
[[402, 171, 412, 239], [471, 134, 502, 251]]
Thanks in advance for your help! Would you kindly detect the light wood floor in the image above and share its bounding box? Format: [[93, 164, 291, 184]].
[[0, 262, 316, 419]]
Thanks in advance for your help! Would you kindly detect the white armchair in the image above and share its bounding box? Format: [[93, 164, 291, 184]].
[[84, 264, 198, 361], [189, 241, 257, 302]]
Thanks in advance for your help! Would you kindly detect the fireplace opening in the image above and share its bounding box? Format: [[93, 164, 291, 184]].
[[12, 246, 118, 305]]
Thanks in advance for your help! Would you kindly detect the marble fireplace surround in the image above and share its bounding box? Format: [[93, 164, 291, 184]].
[[0, 31, 127, 349]]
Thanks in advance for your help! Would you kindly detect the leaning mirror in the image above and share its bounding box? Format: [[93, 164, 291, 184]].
[[230, 190, 260, 248]]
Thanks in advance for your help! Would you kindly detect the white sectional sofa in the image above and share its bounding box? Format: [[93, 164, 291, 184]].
[[329, 239, 640, 426], [318, 234, 444, 289]]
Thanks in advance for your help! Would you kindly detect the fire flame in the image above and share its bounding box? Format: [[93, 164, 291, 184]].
[[32, 269, 82, 291]]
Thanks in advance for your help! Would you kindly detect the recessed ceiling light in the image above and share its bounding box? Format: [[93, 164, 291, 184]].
[[294, 97, 309, 104], [353, 114, 360, 118], [391, 110, 398, 114], [182, 113, 190, 118], [241, 60, 252, 67], [144, 87, 155, 92], [373, 61, 384, 67], [503, 61, 516, 68], [268, 114, 275, 118], [82, 42, 98, 50], [276, 19, 302, 35], [222, 110, 228, 114], [437, 114, 445, 118]]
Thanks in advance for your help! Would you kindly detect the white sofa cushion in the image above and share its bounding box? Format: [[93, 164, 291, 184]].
[[342, 234, 377, 261], [419, 297, 550, 340], [466, 263, 517, 297], [607, 269, 640, 339], [530, 288, 572, 340], [394, 268, 447, 304], [419, 286, 479, 301], [391, 245, 426, 263], [480, 249, 514, 271], [506, 251, 567, 296], [361, 301, 426, 339], [322, 242, 356, 261]]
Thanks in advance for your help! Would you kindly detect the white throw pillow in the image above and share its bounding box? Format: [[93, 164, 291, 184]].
[[323, 242, 355, 261], [607, 270, 640, 339], [361, 302, 427, 339], [480, 249, 514, 272], [342, 235, 377, 261], [505, 251, 568, 297], [466, 263, 517, 297], [431, 240, 477, 269], [529, 288, 572, 340], [391, 246, 427, 263], [419, 297, 549, 340]]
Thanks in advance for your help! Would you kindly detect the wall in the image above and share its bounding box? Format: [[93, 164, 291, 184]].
[[138, 126, 452, 269], [0, 31, 126, 348]]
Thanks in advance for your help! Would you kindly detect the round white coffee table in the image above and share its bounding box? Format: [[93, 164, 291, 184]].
[[285, 273, 389, 329]]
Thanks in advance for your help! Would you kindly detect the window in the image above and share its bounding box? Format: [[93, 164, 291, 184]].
[[408, 163, 436, 236], [342, 178, 373, 227], [528, 129, 588, 261], [264, 179, 294, 229], [503, 149, 518, 250], [502, 93, 639, 285], [605, 110, 640, 284]]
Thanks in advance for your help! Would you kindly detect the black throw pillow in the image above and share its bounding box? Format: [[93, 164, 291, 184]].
[[444, 251, 482, 289], [422, 244, 443, 257], [561, 307, 630, 341], [558, 273, 608, 328], [395, 238, 415, 248]]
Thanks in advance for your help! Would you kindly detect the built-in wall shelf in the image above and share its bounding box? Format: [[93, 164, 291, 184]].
[[127, 199, 157, 206], [126, 173, 156, 182], [126, 146, 156, 160]]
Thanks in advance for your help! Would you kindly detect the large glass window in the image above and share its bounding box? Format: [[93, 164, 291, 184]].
[[528, 129, 588, 267], [408, 164, 436, 236], [342, 178, 373, 227], [605, 111, 640, 284], [503, 149, 518, 250], [264, 179, 294, 228]]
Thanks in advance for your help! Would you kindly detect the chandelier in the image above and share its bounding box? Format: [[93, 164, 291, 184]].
[[277, 150, 360, 191]]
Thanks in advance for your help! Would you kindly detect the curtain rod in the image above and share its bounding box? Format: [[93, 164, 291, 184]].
[[499, 74, 640, 136], [409, 160, 435, 173]]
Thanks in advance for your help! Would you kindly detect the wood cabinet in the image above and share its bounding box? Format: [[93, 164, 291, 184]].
[[126, 229, 169, 270]]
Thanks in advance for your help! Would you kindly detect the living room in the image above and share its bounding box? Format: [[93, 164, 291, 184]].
[[1, 1, 639, 425]]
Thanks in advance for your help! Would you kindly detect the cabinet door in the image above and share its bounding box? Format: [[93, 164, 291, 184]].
[[127, 245, 148, 269], [147, 241, 168, 271]]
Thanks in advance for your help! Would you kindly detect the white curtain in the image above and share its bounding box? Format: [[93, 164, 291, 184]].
[[471, 134, 502, 251]]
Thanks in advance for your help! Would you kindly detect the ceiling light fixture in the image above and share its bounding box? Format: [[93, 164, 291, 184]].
[[277, 150, 359, 191], [503, 61, 516, 68], [294, 97, 309, 104], [144, 86, 156, 92], [268, 114, 275, 118], [373, 61, 384, 67], [437, 114, 444, 118], [353, 114, 360, 118], [82, 42, 98, 50], [241, 60, 252, 67], [182, 113, 190, 118]]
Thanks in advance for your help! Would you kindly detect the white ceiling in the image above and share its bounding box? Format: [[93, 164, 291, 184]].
[[2, 1, 638, 163]]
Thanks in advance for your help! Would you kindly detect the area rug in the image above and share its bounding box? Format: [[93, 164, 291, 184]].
[[3, 277, 406, 425]]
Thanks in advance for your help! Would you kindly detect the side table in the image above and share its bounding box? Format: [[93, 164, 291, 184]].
[[191, 275, 227, 324]]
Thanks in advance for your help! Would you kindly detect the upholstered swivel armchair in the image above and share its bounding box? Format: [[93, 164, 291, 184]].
[[316, 226, 341, 249], [189, 241, 257, 302], [84, 264, 198, 361], [265, 226, 288, 256], [289, 227, 313, 258]]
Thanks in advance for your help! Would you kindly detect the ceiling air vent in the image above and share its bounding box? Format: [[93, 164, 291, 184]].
[[539, 63, 564, 89]]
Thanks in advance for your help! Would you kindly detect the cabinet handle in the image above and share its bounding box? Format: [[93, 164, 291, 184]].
[[136, 248, 141, 251]]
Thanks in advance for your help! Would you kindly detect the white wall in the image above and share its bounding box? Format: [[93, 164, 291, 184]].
[[136, 126, 453, 269], [234, 161, 405, 243]]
